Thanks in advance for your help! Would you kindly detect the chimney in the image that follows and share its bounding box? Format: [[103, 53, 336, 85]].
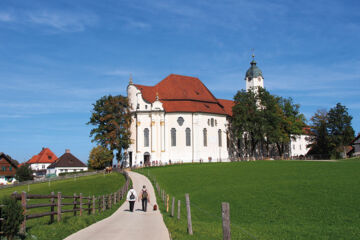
[[65, 149, 70, 153]]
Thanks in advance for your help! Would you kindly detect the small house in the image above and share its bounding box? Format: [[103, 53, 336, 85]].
[[0, 152, 19, 185], [351, 134, 360, 157], [27, 147, 58, 176], [47, 149, 88, 177]]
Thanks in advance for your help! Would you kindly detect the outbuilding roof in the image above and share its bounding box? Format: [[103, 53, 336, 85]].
[[47, 151, 86, 168]]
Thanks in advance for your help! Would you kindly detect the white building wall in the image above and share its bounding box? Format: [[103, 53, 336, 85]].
[[30, 163, 52, 171], [290, 135, 310, 157], [46, 167, 88, 176]]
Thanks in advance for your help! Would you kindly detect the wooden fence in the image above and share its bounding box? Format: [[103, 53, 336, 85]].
[[151, 175, 232, 240], [2, 170, 130, 235]]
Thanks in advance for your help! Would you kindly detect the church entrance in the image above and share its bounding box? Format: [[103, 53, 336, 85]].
[[144, 152, 150, 166]]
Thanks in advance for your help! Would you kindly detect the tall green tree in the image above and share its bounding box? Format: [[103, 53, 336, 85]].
[[15, 164, 33, 182], [88, 95, 131, 166], [232, 89, 263, 158], [88, 146, 114, 170], [307, 109, 331, 157], [327, 103, 355, 157], [276, 97, 306, 157]]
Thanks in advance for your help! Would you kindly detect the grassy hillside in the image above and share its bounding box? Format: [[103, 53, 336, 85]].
[[137, 158, 360, 240], [0, 172, 127, 240]]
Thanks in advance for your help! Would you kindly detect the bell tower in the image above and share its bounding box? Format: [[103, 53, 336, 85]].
[[245, 54, 264, 92]]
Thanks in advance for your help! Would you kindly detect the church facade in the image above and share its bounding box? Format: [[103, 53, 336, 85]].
[[126, 59, 309, 166]]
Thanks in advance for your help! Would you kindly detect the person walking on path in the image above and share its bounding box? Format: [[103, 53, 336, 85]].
[[126, 186, 137, 212], [139, 185, 150, 212]]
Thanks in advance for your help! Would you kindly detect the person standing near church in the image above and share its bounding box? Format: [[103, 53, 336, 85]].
[[126, 186, 137, 212], [138, 185, 150, 212]]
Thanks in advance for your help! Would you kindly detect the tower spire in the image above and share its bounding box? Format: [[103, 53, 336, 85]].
[[129, 73, 133, 85]]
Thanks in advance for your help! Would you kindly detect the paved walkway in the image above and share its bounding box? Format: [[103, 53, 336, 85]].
[[65, 171, 170, 240]]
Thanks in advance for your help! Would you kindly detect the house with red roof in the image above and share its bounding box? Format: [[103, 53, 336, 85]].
[[27, 147, 57, 176], [0, 152, 19, 185], [126, 57, 311, 165]]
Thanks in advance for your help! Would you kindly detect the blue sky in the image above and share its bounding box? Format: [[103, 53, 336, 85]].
[[0, 0, 359, 163]]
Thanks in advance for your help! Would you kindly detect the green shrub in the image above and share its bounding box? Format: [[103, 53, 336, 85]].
[[15, 164, 33, 182], [0, 196, 24, 240]]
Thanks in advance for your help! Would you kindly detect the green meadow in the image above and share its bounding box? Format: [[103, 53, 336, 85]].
[[137, 158, 360, 240], [0, 172, 126, 240]]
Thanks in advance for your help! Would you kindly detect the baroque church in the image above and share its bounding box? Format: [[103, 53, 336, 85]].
[[126, 58, 309, 167]]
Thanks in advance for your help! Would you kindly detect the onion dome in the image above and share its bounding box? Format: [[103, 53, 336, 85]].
[[245, 56, 263, 79]]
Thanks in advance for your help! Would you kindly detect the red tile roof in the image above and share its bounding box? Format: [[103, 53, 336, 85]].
[[27, 148, 58, 164], [218, 99, 234, 116], [134, 74, 234, 115]]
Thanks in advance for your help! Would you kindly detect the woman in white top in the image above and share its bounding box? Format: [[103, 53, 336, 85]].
[[126, 187, 137, 212]]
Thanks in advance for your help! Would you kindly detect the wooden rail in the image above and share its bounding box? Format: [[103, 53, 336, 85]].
[[1, 170, 130, 235]]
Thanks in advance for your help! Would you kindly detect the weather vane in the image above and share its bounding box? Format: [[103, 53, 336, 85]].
[[251, 48, 255, 59]]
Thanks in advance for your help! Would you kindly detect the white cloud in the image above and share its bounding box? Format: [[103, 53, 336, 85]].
[[27, 10, 98, 32], [0, 12, 14, 22]]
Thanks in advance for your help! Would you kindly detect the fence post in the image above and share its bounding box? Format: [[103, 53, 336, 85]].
[[166, 194, 169, 212], [177, 200, 181, 220], [185, 193, 193, 235], [79, 193, 83, 216], [98, 196, 101, 213], [50, 192, 55, 223], [20, 191, 26, 234], [92, 195, 96, 214], [164, 192, 166, 210], [88, 196, 91, 215], [73, 193, 77, 216], [171, 197, 175, 217], [102, 195, 105, 211], [57, 192, 62, 222], [222, 202, 231, 240], [108, 194, 111, 209], [114, 192, 116, 204]]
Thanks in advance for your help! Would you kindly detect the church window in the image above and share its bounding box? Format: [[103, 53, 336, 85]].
[[218, 130, 222, 147], [215, 120, 217, 126], [211, 118, 214, 127], [144, 128, 149, 147], [293, 145, 295, 150], [177, 117, 184, 126], [203, 128, 207, 147], [171, 128, 176, 146], [137, 104, 140, 109], [145, 105, 148, 109], [186, 128, 191, 146], [208, 119, 210, 126]]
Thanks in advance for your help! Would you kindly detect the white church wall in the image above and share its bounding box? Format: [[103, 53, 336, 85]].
[[290, 135, 310, 157]]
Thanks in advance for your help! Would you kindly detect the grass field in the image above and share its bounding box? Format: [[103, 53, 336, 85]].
[[0, 172, 126, 240], [137, 158, 360, 240]]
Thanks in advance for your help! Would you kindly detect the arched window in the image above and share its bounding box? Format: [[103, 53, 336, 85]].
[[186, 128, 191, 146], [171, 128, 176, 146], [144, 128, 149, 147], [211, 118, 214, 127], [203, 128, 207, 147], [218, 129, 222, 147]]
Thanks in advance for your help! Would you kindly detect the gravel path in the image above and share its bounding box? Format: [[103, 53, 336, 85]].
[[65, 171, 170, 240]]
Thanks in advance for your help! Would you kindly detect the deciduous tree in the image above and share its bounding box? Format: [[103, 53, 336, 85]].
[[88, 95, 131, 166], [88, 146, 114, 170]]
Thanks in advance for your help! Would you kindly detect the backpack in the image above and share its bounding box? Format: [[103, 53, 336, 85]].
[[142, 190, 148, 199], [130, 191, 135, 200]]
